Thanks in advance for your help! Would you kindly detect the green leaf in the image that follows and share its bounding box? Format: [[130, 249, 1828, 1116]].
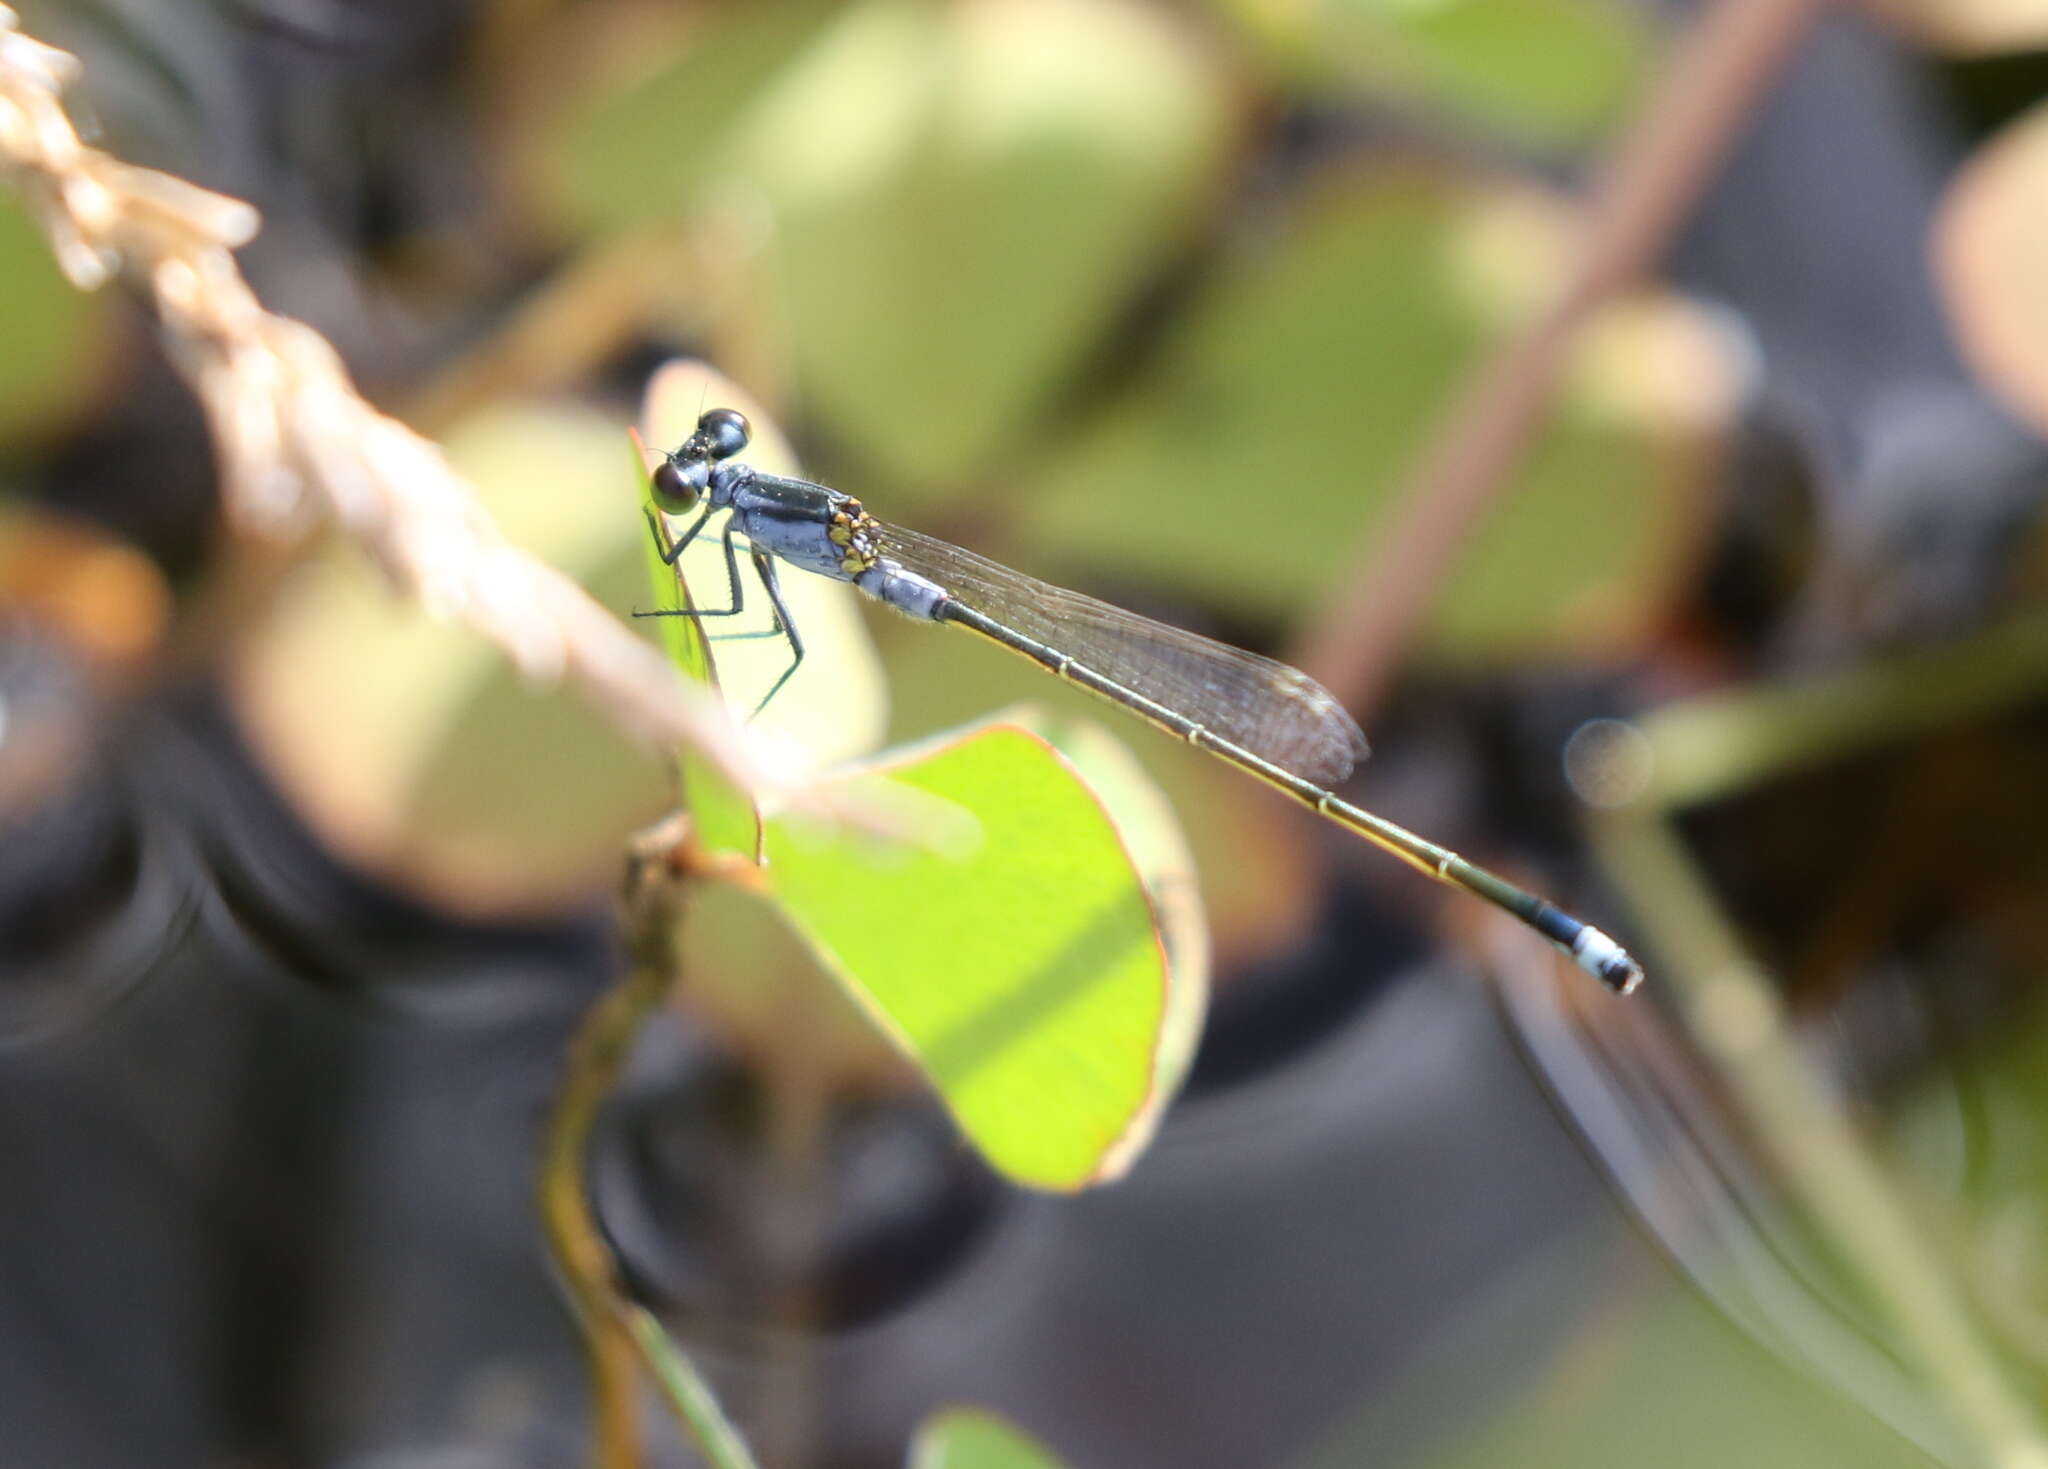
[[1345, 0, 1647, 146], [513, 0, 848, 241], [911, 1408, 1070, 1469], [0, 198, 114, 450], [872, 602, 1330, 965], [763, 717, 1188, 1190], [1230, 0, 1647, 149], [745, 0, 1240, 486], [1015, 167, 1726, 665], [521, 0, 1239, 489]]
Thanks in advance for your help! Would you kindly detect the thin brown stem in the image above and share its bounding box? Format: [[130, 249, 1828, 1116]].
[[538, 825, 688, 1467], [539, 818, 767, 1469], [1292, 0, 1834, 716]]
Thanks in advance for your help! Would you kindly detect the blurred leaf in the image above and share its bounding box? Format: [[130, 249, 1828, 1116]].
[[1016, 166, 1729, 666], [520, 0, 1240, 488], [511, 0, 846, 239], [1889, 1003, 2048, 1370], [0, 504, 170, 668], [1935, 101, 2048, 441], [748, 0, 1240, 485], [762, 716, 1191, 1190], [911, 1408, 1070, 1469], [1299, 1227, 1947, 1469], [0, 198, 115, 450], [1867, 0, 2048, 56], [1223, 0, 1646, 149], [229, 403, 670, 913]]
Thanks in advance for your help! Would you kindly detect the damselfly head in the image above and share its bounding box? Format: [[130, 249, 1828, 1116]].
[[697, 408, 750, 461], [651, 454, 710, 513]]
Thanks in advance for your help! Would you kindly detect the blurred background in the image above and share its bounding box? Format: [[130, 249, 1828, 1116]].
[[3, 0, 2048, 1465]]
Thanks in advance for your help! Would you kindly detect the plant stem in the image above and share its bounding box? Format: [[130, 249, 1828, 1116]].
[[1594, 812, 2048, 1469], [629, 1304, 762, 1469], [538, 819, 764, 1469]]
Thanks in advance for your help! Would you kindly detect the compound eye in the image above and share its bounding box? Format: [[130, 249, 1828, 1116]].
[[651, 456, 708, 513], [698, 408, 751, 461]]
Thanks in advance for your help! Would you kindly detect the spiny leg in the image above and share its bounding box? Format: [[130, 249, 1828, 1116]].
[[635, 510, 804, 721], [635, 516, 750, 620], [747, 548, 804, 718], [648, 501, 715, 569]]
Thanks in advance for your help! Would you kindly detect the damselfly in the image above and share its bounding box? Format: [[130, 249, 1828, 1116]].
[[640, 408, 1643, 993]]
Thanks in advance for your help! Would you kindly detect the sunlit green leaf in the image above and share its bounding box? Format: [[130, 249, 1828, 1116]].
[[763, 717, 1186, 1190], [870, 601, 1315, 975]]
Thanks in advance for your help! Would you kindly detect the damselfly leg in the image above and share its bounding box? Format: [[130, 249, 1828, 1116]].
[[636, 508, 804, 718]]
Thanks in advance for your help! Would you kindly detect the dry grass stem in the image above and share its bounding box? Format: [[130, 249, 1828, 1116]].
[[0, 6, 774, 799]]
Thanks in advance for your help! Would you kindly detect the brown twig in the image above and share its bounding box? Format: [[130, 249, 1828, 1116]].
[[1292, 0, 1834, 716], [0, 6, 775, 802], [538, 817, 766, 1469], [538, 892, 666, 1469]]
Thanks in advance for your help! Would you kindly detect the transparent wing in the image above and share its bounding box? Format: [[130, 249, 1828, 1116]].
[[878, 523, 1368, 787]]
